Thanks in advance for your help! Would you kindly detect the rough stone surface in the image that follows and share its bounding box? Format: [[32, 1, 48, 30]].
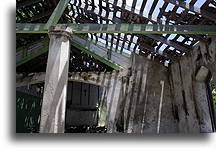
[[107, 37, 215, 133], [40, 27, 70, 133]]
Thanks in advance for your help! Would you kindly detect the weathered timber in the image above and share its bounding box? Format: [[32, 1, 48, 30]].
[[164, 0, 216, 21], [44, 0, 71, 29], [16, 23, 216, 35], [16, 35, 126, 70], [169, 37, 215, 132], [16, 71, 116, 88]]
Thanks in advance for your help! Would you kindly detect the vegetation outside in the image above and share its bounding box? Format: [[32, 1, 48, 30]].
[[210, 80, 216, 122]]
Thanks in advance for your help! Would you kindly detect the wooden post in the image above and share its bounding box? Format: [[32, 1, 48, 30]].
[[40, 26, 72, 133]]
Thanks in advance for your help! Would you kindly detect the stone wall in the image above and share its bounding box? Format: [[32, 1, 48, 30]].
[[107, 37, 215, 133]]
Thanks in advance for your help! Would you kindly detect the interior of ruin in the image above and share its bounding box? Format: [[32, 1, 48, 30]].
[[16, 0, 216, 133]]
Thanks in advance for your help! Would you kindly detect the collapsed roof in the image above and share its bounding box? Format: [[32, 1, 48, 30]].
[[16, 0, 216, 68]]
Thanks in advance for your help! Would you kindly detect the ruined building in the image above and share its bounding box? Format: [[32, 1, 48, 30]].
[[16, 0, 216, 133]]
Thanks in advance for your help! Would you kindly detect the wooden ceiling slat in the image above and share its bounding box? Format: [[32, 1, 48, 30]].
[[189, 0, 198, 6], [16, 0, 215, 64], [148, 0, 159, 16], [139, 0, 148, 15], [131, 0, 137, 12], [164, 0, 215, 21]]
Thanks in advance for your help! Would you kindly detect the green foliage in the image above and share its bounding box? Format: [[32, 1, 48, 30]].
[[16, 91, 42, 133], [213, 88, 216, 113], [210, 80, 216, 123]]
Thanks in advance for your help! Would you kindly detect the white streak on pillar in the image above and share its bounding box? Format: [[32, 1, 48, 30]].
[[157, 80, 165, 134], [40, 26, 72, 133]]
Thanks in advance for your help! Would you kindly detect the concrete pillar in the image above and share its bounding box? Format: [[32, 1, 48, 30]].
[[40, 26, 72, 133]]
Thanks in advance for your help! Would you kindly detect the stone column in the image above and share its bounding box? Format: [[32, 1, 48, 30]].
[[40, 26, 72, 133]]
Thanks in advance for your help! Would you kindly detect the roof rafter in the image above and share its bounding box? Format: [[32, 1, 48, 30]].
[[44, 0, 71, 29], [16, 33, 128, 69], [164, 0, 216, 22]]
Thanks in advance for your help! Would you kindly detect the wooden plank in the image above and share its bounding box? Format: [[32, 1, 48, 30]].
[[146, 34, 189, 53], [89, 85, 99, 106], [164, 0, 216, 21], [81, 83, 89, 105], [72, 82, 82, 105], [16, 35, 126, 70], [128, 55, 149, 133], [139, 0, 148, 15], [69, 72, 112, 87], [106, 71, 123, 133], [16, 23, 216, 35], [16, 71, 115, 88], [179, 55, 200, 132], [71, 35, 129, 69], [148, 0, 159, 16], [66, 81, 73, 106], [16, 72, 45, 87], [170, 62, 188, 133], [193, 81, 213, 132]]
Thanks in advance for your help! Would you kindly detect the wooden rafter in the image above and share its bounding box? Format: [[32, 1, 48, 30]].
[[164, 0, 216, 21]]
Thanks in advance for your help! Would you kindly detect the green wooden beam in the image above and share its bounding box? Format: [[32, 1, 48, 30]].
[[16, 36, 124, 70], [70, 39, 124, 70], [44, 0, 70, 29], [16, 23, 216, 35], [16, 38, 49, 67]]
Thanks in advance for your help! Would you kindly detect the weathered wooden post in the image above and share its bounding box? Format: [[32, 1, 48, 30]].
[[40, 26, 72, 133]]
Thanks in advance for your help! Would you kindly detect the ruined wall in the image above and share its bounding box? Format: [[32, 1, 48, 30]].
[[107, 54, 176, 133], [169, 37, 215, 133], [107, 37, 215, 133]]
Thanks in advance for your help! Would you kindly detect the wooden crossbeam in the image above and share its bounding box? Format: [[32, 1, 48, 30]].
[[16, 71, 115, 88], [16, 23, 216, 35], [16, 38, 49, 66], [44, 0, 71, 29], [164, 0, 216, 22], [16, 35, 127, 69], [71, 36, 129, 69]]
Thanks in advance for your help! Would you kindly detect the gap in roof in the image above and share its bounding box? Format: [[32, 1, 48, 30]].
[[209, 4, 216, 8], [159, 44, 168, 54], [176, 7, 184, 14], [144, 0, 155, 14], [185, 0, 191, 3], [126, 0, 133, 8], [165, 3, 175, 12], [135, 0, 142, 11], [194, 0, 206, 8], [167, 34, 177, 40], [177, 36, 185, 42], [152, 0, 164, 18]]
